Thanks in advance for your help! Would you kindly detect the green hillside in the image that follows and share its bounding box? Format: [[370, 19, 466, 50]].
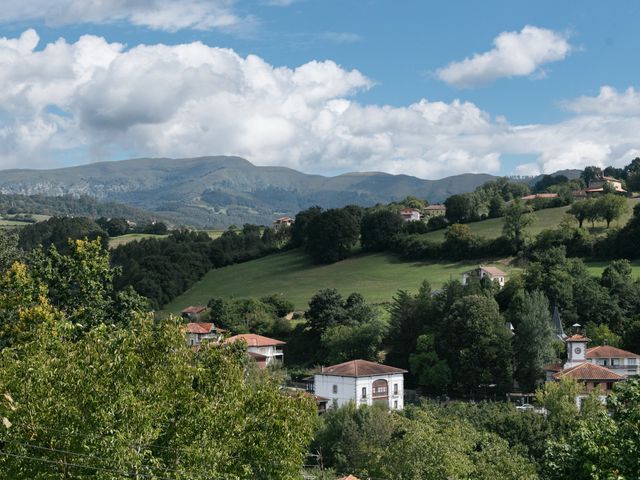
[[423, 198, 639, 242], [162, 249, 515, 313]]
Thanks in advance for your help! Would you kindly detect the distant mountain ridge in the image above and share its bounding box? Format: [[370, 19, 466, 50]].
[[0, 156, 572, 227]]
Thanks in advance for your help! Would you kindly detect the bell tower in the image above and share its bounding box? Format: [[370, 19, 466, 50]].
[[564, 334, 590, 369]]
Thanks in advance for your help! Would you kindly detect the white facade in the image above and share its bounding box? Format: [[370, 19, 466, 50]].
[[400, 209, 421, 222], [313, 373, 404, 410], [564, 338, 588, 369], [247, 345, 284, 366], [462, 271, 506, 288], [186, 331, 220, 347]]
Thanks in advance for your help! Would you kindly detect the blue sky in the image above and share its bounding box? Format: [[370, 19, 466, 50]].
[[0, 0, 639, 178]]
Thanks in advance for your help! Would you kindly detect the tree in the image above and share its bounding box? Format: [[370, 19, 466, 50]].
[[595, 193, 628, 228], [513, 291, 556, 392], [568, 200, 591, 228], [409, 334, 452, 394], [0, 250, 317, 479], [444, 194, 474, 224], [0, 229, 22, 272], [290, 206, 322, 247], [306, 288, 348, 337], [18, 216, 108, 252], [321, 316, 389, 364], [501, 199, 536, 253], [442, 224, 482, 260], [441, 295, 513, 395], [305, 208, 360, 264], [535, 378, 581, 433], [360, 209, 404, 251]]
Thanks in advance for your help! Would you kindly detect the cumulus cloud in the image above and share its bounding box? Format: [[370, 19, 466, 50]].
[[563, 86, 640, 116], [0, 0, 243, 32], [437, 25, 572, 88], [0, 30, 639, 178]]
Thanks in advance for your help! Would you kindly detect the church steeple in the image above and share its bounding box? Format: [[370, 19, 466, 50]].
[[551, 305, 566, 341]]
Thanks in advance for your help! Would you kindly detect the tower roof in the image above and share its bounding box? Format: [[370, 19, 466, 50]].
[[565, 334, 590, 342]]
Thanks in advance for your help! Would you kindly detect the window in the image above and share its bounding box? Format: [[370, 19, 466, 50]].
[[332, 385, 338, 394], [362, 387, 367, 398], [393, 384, 398, 395], [607, 382, 614, 390], [611, 358, 620, 366], [393, 400, 398, 409], [629, 358, 637, 365]]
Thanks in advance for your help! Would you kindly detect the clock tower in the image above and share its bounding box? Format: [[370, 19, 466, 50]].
[[564, 334, 590, 369]]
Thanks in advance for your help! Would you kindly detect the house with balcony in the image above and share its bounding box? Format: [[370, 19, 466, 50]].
[[400, 208, 421, 222], [312, 359, 406, 410], [543, 334, 638, 405], [224, 333, 285, 367], [184, 322, 224, 347]]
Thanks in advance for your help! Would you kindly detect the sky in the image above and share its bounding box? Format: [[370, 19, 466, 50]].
[[0, 0, 639, 179]]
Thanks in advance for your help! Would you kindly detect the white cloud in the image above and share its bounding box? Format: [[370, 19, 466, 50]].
[[319, 32, 362, 44], [0, 30, 639, 179], [0, 0, 244, 32], [437, 26, 572, 88], [563, 86, 640, 116]]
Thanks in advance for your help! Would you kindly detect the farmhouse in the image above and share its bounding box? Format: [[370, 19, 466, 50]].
[[312, 359, 406, 410], [586, 175, 626, 194], [181, 305, 207, 321], [424, 204, 446, 217], [225, 333, 285, 367], [462, 265, 508, 288], [184, 322, 224, 347], [273, 216, 294, 229], [400, 208, 421, 222]]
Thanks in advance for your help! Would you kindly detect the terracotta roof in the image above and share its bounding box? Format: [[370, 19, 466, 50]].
[[554, 362, 625, 381], [185, 322, 215, 334], [181, 306, 207, 314], [587, 345, 640, 359], [318, 359, 407, 377], [225, 333, 285, 347], [337, 476, 361, 480], [566, 334, 591, 342]]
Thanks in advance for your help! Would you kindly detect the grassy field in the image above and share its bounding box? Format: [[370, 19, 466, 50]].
[[108, 233, 168, 248], [423, 198, 639, 242], [162, 249, 640, 314], [163, 249, 515, 313]]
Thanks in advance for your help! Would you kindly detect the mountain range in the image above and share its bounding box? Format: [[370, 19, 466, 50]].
[[0, 156, 571, 228]]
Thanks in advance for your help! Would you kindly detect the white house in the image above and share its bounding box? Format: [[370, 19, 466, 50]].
[[225, 333, 285, 367], [400, 208, 421, 222], [462, 265, 508, 288], [184, 322, 223, 347], [313, 359, 406, 410], [544, 334, 629, 405], [273, 216, 294, 229]]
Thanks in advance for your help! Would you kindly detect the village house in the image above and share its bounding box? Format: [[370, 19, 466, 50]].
[[312, 359, 406, 410], [572, 173, 627, 198], [180, 305, 208, 321], [273, 216, 294, 229], [462, 265, 508, 288], [400, 208, 421, 222], [543, 334, 639, 405], [184, 322, 224, 347], [224, 333, 285, 367], [423, 204, 446, 217]]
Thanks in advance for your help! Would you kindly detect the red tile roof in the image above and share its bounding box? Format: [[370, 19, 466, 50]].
[[480, 266, 507, 277], [225, 333, 285, 347], [337, 476, 361, 480], [318, 359, 407, 377], [554, 362, 625, 381], [566, 334, 591, 342], [181, 306, 207, 314], [185, 322, 215, 334], [587, 345, 640, 359]]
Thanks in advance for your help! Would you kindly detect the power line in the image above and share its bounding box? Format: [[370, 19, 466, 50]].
[[0, 451, 178, 480]]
